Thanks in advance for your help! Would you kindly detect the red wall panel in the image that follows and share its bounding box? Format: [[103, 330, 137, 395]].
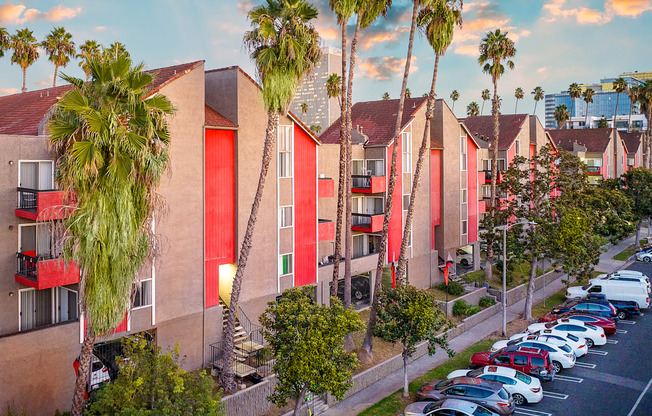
[[294, 125, 317, 286], [112, 311, 129, 334], [204, 128, 235, 307], [467, 137, 478, 244], [387, 142, 402, 264], [431, 150, 441, 250]]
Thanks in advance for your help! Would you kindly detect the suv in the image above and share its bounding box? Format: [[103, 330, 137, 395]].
[[470, 346, 554, 382], [490, 336, 575, 373], [552, 299, 618, 319], [416, 377, 515, 415]]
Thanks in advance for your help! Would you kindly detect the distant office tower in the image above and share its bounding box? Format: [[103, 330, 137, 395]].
[[544, 71, 650, 131], [290, 47, 342, 133]]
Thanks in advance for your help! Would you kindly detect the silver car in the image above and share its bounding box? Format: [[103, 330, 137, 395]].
[[416, 377, 515, 415], [404, 398, 501, 416]]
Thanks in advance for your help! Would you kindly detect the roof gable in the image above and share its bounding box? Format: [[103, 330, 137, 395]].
[[205, 104, 237, 129], [462, 114, 529, 150], [620, 132, 642, 154], [548, 128, 615, 153]]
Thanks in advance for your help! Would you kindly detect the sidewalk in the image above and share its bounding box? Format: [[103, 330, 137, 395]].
[[322, 237, 639, 416], [597, 225, 648, 273]]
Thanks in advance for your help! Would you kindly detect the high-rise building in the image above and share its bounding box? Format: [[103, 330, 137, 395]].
[[544, 71, 649, 131], [289, 47, 342, 133]]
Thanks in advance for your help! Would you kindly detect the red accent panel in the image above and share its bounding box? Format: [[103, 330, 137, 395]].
[[603, 150, 609, 180], [351, 214, 385, 233], [294, 125, 317, 286], [15, 257, 80, 290], [318, 178, 334, 198], [112, 311, 128, 334], [387, 143, 402, 264], [204, 128, 235, 307], [431, 150, 441, 250], [352, 176, 386, 194], [478, 200, 486, 214], [467, 136, 478, 244], [319, 220, 334, 241], [15, 190, 73, 221]]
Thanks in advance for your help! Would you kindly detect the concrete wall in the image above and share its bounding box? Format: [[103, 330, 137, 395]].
[[489, 270, 565, 307], [437, 287, 493, 316], [222, 376, 279, 416]]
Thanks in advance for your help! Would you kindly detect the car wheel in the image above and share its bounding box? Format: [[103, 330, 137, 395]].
[[617, 311, 627, 320], [585, 338, 594, 348], [552, 361, 562, 374], [354, 290, 363, 301], [461, 259, 469, 267], [512, 393, 526, 406], [644, 257, 651, 262]]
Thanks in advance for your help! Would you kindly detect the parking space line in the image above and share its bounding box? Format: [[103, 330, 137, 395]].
[[555, 375, 583, 383], [574, 362, 596, 369], [543, 391, 569, 400], [640, 312, 645, 316], [616, 329, 628, 334], [515, 409, 553, 416], [619, 320, 636, 325], [606, 340, 618, 344], [626, 378, 652, 416], [587, 350, 608, 356]]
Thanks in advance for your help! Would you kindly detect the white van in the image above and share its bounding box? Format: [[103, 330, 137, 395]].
[[596, 271, 651, 293], [567, 279, 650, 309]]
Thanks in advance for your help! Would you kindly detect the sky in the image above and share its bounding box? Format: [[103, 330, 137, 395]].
[[0, 0, 651, 120]]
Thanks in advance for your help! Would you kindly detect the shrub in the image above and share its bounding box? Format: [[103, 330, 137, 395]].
[[479, 296, 496, 308], [452, 300, 468, 316], [436, 280, 465, 296], [466, 305, 481, 316]]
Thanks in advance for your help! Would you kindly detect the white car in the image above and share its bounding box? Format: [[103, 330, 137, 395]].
[[447, 366, 543, 406], [503, 330, 588, 357], [528, 319, 606, 348], [89, 354, 111, 390], [597, 271, 651, 293], [636, 251, 652, 262], [490, 336, 575, 373]]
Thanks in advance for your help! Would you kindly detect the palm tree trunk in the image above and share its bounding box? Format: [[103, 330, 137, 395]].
[[481, 100, 485, 116], [533, 100, 538, 116], [523, 255, 537, 321], [627, 100, 632, 132], [53, 65, 59, 88], [71, 327, 96, 416], [614, 93, 620, 131], [361, 0, 419, 360], [515, 100, 518, 114], [585, 103, 589, 128], [452, 101, 455, 112], [569, 99, 575, 129], [221, 112, 278, 392], [21, 68, 27, 93], [396, 54, 439, 281], [330, 22, 348, 298], [647, 108, 652, 169], [485, 79, 500, 281]]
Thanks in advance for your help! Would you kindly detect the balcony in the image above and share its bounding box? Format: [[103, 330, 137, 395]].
[[15, 252, 80, 290], [483, 170, 503, 183], [478, 200, 486, 214], [352, 175, 386, 194], [318, 177, 334, 198], [351, 213, 384, 233], [318, 219, 334, 241], [15, 188, 73, 221], [586, 166, 602, 175]]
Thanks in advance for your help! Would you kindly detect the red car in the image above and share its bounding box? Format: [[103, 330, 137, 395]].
[[538, 312, 617, 335], [470, 346, 555, 381]]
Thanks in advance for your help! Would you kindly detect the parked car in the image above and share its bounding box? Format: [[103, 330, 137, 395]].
[[512, 329, 588, 357], [490, 337, 575, 373], [403, 399, 501, 416], [416, 377, 514, 415], [567, 279, 650, 309], [457, 248, 473, 267], [527, 319, 605, 348], [75, 354, 111, 392], [447, 366, 543, 406], [597, 270, 651, 292], [538, 312, 617, 335], [636, 251, 652, 262], [336, 275, 370, 302], [551, 299, 618, 320], [470, 346, 555, 382]]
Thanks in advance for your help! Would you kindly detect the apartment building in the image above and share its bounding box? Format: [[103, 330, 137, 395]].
[[621, 132, 643, 169]]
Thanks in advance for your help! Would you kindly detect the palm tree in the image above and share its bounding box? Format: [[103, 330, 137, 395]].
[[77, 40, 101, 81], [634, 80, 652, 168], [467, 101, 480, 116], [626, 86, 639, 132], [326, 72, 342, 108], [554, 104, 569, 129], [310, 124, 322, 133], [583, 88, 595, 128], [42, 26, 76, 87], [481, 88, 490, 115], [514, 87, 524, 113], [568, 82, 581, 129], [405, 88, 412, 98], [612, 77, 628, 130], [597, 117, 608, 128], [382, 92, 390, 100], [478, 28, 516, 281], [9, 28, 39, 93], [531, 86, 544, 115], [222, 0, 322, 393], [0, 27, 9, 58], [49, 55, 175, 416], [300, 102, 308, 114], [450, 89, 459, 111], [103, 41, 129, 60]]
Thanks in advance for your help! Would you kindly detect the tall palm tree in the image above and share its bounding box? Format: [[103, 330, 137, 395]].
[[478, 28, 516, 281], [326, 72, 342, 109], [310, 124, 322, 133], [0, 27, 9, 58], [450, 89, 459, 111], [9, 28, 39, 93], [568, 82, 581, 129], [77, 40, 101, 81], [583, 88, 595, 128], [634, 80, 652, 168], [103, 41, 129, 60], [467, 101, 480, 116], [42, 26, 76, 87], [531, 86, 544, 115], [514, 87, 524, 113], [481, 88, 490, 115], [49, 55, 175, 416], [554, 104, 569, 129], [382, 92, 390, 100], [222, 0, 322, 393], [300, 102, 308, 113], [626, 85, 639, 132], [405, 88, 412, 98], [612, 77, 627, 130]]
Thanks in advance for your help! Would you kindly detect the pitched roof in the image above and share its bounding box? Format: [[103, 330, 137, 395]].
[[548, 128, 615, 153], [205, 104, 237, 128], [320, 97, 428, 146], [461, 114, 529, 150], [0, 61, 204, 136], [620, 132, 642, 154]]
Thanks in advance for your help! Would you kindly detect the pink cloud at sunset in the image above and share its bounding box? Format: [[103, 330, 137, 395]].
[[0, 2, 81, 25]]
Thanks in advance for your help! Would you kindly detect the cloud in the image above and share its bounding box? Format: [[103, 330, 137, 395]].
[[359, 56, 418, 80], [317, 26, 338, 41], [0, 2, 25, 24], [360, 26, 410, 50], [219, 21, 248, 35], [36, 75, 54, 87], [0, 87, 19, 96], [519, 29, 532, 37], [94, 25, 106, 31], [537, 66, 547, 73], [454, 44, 479, 57], [607, 0, 652, 16], [542, 0, 612, 24], [0, 2, 81, 24], [237, 0, 255, 15], [465, 2, 490, 11]]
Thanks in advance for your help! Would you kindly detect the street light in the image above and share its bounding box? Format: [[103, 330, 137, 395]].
[[495, 220, 536, 337]]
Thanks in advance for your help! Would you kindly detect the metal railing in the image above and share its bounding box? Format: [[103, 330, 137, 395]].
[[586, 166, 601, 173], [352, 175, 380, 189], [16, 252, 38, 281], [17, 187, 39, 210]]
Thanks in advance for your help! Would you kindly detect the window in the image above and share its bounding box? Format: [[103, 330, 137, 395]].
[[279, 253, 293, 276], [465, 387, 491, 398], [513, 355, 528, 366], [588, 285, 602, 293], [531, 357, 545, 367], [515, 136, 520, 155], [353, 160, 365, 175], [133, 279, 152, 308], [19, 287, 78, 331], [460, 134, 467, 171], [461, 189, 467, 203], [481, 159, 506, 171], [278, 125, 292, 178], [402, 131, 412, 173], [403, 194, 410, 211], [445, 386, 466, 396], [279, 206, 292, 228], [461, 220, 468, 236], [366, 159, 384, 176], [482, 185, 491, 198], [19, 160, 54, 190], [495, 355, 511, 364]]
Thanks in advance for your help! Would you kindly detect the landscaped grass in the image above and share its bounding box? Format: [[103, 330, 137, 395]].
[[613, 244, 637, 261], [460, 260, 543, 291], [531, 288, 568, 319], [357, 339, 496, 416]]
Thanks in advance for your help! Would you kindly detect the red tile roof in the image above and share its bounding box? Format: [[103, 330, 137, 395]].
[[461, 114, 529, 150], [205, 104, 237, 128], [548, 128, 614, 153], [0, 60, 204, 136], [620, 132, 642, 154], [320, 97, 428, 146]]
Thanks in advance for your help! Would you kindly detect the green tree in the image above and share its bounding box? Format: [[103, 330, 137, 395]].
[[77, 40, 101, 81], [597, 117, 608, 128], [554, 104, 569, 129], [310, 124, 322, 133], [220, 0, 322, 392], [531, 85, 544, 115], [373, 284, 452, 397], [612, 77, 628, 129], [259, 288, 362, 416], [552, 208, 602, 286], [405, 87, 412, 98], [49, 55, 175, 416], [326, 72, 342, 108], [300, 102, 308, 114], [382, 91, 390, 100], [584, 183, 636, 244], [42, 26, 76, 87], [450, 89, 459, 111], [9, 28, 39, 93], [87, 336, 224, 415], [568, 82, 581, 128], [478, 28, 516, 281], [0, 27, 9, 58], [514, 86, 524, 113], [467, 101, 479, 116], [632, 80, 652, 167], [481, 88, 490, 115], [103, 41, 129, 60], [582, 88, 595, 128], [618, 167, 652, 246]]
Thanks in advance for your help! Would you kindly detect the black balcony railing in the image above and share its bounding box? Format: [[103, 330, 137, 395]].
[[16, 252, 38, 281], [17, 187, 39, 211], [587, 166, 601, 173], [353, 175, 381, 189], [351, 212, 384, 227]]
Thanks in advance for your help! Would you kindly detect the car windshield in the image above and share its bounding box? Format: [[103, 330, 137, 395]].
[[497, 389, 509, 400], [560, 344, 572, 353], [435, 379, 453, 390], [584, 323, 598, 330], [473, 406, 494, 416], [468, 368, 485, 377], [514, 372, 532, 384], [544, 322, 556, 328], [582, 284, 592, 290]]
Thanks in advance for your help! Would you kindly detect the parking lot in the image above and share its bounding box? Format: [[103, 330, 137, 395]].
[[514, 262, 652, 416]]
